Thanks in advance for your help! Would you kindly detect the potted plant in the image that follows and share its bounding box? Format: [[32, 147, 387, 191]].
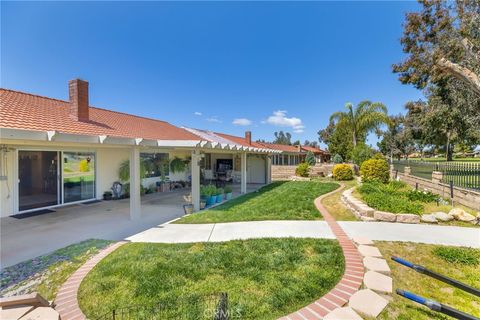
[[103, 191, 113, 200], [200, 185, 209, 209], [204, 185, 217, 206], [224, 185, 233, 200], [216, 187, 224, 203]]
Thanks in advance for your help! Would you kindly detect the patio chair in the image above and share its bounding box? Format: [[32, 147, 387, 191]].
[[203, 169, 213, 184]]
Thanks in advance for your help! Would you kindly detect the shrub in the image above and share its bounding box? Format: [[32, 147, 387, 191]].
[[224, 185, 232, 194], [216, 188, 224, 195], [407, 189, 439, 203], [361, 192, 423, 214], [372, 153, 385, 160], [360, 159, 389, 183], [358, 181, 424, 214], [332, 154, 343, 164], [333, 164, 353, 181], [305, 151, 316, 166], [433, 247, 480, 266], [351, 144, 373, 166], [295, 163, 310, 177]]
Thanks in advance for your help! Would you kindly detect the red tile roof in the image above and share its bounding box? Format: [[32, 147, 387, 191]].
[[215, 132, 267, 149], [256, 142, 304, 153], [0, 88, 200, 141], [301, 145, 329, 154]]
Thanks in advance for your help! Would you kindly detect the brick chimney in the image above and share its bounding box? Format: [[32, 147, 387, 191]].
[[69, 79, 89, 121], [245, 131, 252, 145]]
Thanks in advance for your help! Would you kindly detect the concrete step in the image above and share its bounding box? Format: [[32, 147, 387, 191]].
[[357, 245, 382, 257], [324, 306, 363, 320], [348, 289, 388, 318], [364, 271, 393, 294], [363, 257, 391, 274], [352, 236, 374, 246]]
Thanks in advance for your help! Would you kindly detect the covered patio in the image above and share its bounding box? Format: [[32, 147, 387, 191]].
[[0, 183, 265, 268]]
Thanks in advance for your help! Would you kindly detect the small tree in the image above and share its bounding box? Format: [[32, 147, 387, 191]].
[[351, 144, 374, 167], [332, 154, 343, 164], [305, 151, 316, 166]]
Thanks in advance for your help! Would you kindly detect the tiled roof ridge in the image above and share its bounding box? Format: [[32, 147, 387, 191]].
[[0, 87, 171, 125]]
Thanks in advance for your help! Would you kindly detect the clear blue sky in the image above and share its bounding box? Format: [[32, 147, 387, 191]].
[[1, 1, 423, 147]]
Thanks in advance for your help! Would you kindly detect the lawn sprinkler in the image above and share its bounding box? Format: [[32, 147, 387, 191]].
[[392, 256, 480, 320]]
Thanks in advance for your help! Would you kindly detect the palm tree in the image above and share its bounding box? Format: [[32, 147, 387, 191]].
[[330, 101, 390, 147]]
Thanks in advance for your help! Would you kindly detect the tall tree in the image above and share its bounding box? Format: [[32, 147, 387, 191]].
[[329, 101, 390, 147], [318, 120, 355, 161], [393, 0, 480, 97], [272, 131, 292, 145], [377, 114, 414, 160]]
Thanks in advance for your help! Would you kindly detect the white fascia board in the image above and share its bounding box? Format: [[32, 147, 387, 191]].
[[157, 140, 201, 147], [0, 128, 50, 141], [134, 138, 143, 145], [221, 143, 230, 150], [53, 132, 100, 144]]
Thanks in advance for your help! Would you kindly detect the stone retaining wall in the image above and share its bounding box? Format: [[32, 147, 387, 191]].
[[391, 166, 480, 211], [341, 188, 420, 224], [272, 164, 335, 181]]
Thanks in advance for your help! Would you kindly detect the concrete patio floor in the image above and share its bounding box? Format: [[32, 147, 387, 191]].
[[0, 184, 265, 268]]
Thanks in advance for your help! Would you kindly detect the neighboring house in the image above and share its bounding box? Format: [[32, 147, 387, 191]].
[[0, 79, 281, 218], [257, 142, 330, 166]]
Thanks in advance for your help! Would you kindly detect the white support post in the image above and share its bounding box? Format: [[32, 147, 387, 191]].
[[241, 152, 247, 194], [191, 149, 201, 212], [266, 155, 272, 184], [129, 146, 141, 220]]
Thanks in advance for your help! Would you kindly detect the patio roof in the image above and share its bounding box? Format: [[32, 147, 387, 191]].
[[183, 127, 282, 153]]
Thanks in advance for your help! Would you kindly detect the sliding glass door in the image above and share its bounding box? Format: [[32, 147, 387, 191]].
[[18, 151, 59, 211], [18, 150, 96, 212], [63, 152, 95, 203]]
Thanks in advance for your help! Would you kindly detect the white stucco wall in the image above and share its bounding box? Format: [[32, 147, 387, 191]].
[[95, 147, 130, 198]]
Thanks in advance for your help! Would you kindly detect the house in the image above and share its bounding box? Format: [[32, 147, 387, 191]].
[[0, 79, 282, 219], [256, 142, 330, 165]]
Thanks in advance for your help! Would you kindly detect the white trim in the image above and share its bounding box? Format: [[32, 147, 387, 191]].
[[98, 135, 108, 144], [134, 138, 143, 145], [47, 131, 56, 141], [157, 140, 201, 147]]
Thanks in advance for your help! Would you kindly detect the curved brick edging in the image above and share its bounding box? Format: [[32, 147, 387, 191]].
[[54, 241, 128, 320], [281, 184, 365, 320]]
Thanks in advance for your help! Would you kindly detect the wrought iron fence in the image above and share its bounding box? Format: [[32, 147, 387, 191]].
[[95, 293, 238, 320], [391, 160, 480, 191], [440, 161, 480, 191]]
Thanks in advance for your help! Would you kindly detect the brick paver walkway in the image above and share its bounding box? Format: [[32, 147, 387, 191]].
[[54, 241, 127, 320], [280, 184, 365, 319]]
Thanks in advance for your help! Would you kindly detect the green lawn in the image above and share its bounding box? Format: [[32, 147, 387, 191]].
[[175, 181, 339, 224], [78, 239, 344, 320], [0, 239, 112, 300], [377, 242, 480, 320], [319, 178, 359, 221]]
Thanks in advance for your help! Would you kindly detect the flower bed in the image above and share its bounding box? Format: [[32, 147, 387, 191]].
[[342, 181, 479, 225]]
